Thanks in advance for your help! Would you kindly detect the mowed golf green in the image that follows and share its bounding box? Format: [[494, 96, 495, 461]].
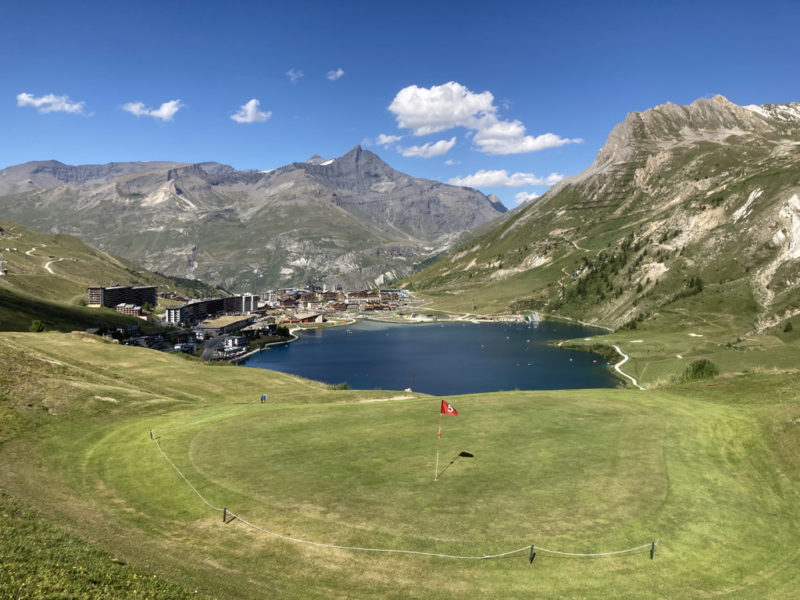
[[2, 332, 800, 598], [151, 394, 664, 546]]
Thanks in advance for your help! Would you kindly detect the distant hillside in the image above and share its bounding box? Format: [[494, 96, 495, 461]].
[[0, 220, 220, 331], [0, 147, 506, 291], [407, 95, 800, 333]]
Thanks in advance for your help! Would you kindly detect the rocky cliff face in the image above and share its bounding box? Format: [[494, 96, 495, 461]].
[[409, 95, 800, 332], [592, 95, 799, 168], [0, 147, 505, 291]]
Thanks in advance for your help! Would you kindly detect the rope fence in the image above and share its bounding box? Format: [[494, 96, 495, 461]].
[[150, 429, 659, 562]]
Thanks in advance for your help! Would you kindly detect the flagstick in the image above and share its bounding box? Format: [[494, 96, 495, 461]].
[[435, 411, 443, 481]]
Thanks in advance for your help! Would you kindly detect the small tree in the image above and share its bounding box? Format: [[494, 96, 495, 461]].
[[681, 358, 718, 382], [29, 320, 45, 332], [327, 382, 351, 390], [784, 321, 793, 333]]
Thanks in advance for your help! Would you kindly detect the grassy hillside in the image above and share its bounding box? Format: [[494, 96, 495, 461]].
[[0, 286, 164, 333], [404, 98, 800, 338], [563, 306, 800, 388], [1, 331, 799, 598], [0, 220, 221, 332], [0, 220, 220, 304]]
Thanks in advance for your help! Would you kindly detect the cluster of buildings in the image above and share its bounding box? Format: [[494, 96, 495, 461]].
[[87, 285, 157, 318], [88, 283, 413, 343], [267, 287, 410, 313], [164, 294, 259, 325], [163, 287, 411, 328]]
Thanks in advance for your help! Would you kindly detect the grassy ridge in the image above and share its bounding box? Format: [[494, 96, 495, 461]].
[[1, 332, 800, 598], [0, 219, 220, 332], [0, 286, 164, 333]]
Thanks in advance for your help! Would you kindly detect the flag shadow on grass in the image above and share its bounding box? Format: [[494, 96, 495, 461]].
[[435, 451, 474, 479]]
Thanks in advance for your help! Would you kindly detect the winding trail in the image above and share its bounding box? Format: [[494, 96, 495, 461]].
[[611, 344, 645, 390], [44, 257, 63, 274], [25, 243, 47, 257]]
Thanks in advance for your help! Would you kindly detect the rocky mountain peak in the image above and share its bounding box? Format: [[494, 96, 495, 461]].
[[595, 95, 797, 167], [300, 145, 398, 192], [487, 194, 506, 210], [195, 162, 236, 176], [339, 145, 383, 168]]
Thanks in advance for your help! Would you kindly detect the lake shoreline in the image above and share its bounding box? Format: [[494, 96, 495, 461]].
[[237, 308, 631, 387], [241, 319, 618, 395]]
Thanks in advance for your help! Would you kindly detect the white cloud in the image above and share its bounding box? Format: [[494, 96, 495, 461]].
[[122, 99, 183, 121], [515, 191, 541, 205], [376, 133, 402, 146], [444, 159, 460, 166], [362, 133, 403, 148], [388, 81, 582, 155], [286, 68, 304, 83], [448, 169, 564, 187], [399, 137, 457, 158], [17, 92, 85, 114], [327, 68, 345, 81], [473, 117, 583, 155], [389, 82, 495, 136], [231, 99, 271, 124]]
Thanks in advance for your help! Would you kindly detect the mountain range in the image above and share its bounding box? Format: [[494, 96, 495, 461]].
[[408, 95, 800, 333], [0, 147, 505, 291]]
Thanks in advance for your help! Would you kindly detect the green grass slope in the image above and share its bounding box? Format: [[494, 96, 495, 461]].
[[0, 286, 163, 333], [0, 220, 220, 304], [0, 220, 221, 332], [0, 490, 201, 600], [564, 308, 800, 388], [1, 331, 799, 598]]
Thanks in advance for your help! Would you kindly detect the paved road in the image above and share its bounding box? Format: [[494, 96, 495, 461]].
[[201, 336, 226, 361]]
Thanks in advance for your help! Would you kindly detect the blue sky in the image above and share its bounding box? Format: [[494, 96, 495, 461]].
[[3, 0, 799, 208]]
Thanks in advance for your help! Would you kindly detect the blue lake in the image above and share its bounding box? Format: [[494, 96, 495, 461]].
[[241, 320, 618, 395]]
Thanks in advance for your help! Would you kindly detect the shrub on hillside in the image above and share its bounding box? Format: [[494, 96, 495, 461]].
[[784, 321, 793, 333], [681, 358, 718, 382], [29, 320, 45, 332]]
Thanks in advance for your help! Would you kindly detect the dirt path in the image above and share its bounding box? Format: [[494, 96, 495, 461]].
[[44, 257, 63, 274], [610, 344, 645, 390]]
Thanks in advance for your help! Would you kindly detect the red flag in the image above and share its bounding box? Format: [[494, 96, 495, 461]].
[[440, 400, 458, 416]]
